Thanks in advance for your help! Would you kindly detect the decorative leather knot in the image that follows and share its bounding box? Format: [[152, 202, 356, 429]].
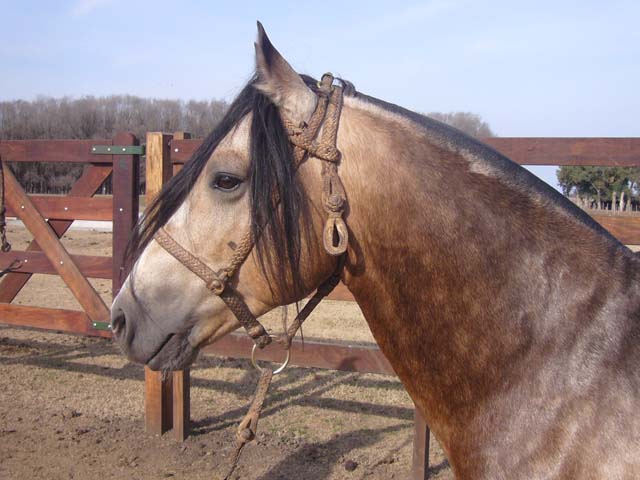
[[206, 278, 225, 294], [254, 333, 272, 349], [247, 324, 268, 340], [238, 428, 254, 442], [326, 194, 344, 212]]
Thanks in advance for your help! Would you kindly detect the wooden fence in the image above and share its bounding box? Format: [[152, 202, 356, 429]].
[[1, 133, 640, 480], [0, 134, 139, 335]]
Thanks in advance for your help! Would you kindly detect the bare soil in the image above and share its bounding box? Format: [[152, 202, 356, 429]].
[[0, 225, 452, 480]]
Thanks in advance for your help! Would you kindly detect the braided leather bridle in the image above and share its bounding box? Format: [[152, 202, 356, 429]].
[[153, 73, 348, 350]]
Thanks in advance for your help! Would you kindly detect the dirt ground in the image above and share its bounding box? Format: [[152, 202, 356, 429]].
[[0, 225, 452, 480]]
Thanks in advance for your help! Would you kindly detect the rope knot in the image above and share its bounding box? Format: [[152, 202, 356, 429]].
[[326, 193, 344, 212], [237, 427, 255, 443]]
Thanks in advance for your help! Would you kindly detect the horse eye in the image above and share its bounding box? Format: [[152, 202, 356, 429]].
[[212, 174, 242, 191]]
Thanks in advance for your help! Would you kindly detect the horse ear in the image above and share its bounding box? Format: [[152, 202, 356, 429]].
[[254, 21, 316, 124]]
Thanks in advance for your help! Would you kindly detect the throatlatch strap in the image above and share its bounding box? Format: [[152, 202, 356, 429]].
[[278, 267, 343, 348]]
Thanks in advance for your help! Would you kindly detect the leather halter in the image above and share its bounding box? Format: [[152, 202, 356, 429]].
[[153, 73, 348, 349]]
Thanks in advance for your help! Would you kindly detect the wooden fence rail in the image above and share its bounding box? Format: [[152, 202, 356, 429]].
[[0, 134, 139, 336]]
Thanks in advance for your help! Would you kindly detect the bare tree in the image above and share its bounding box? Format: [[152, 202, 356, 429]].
[[0, 95, 229, 193], [427, 111, 495, 138]]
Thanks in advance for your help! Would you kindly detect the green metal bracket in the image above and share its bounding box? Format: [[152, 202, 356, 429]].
[[91, 321, 112, 331], [91, 145, 145, 155]]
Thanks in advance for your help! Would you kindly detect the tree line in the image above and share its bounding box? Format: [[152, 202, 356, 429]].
[[557, 166, 640, 212], [0, 95, 228, 141], [4, 96, 635, 215], [1, 95, 228, 194], [1, 95, 498, 195]]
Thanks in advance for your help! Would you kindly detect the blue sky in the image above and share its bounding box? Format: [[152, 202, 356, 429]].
[[2, 0, 639, 187]]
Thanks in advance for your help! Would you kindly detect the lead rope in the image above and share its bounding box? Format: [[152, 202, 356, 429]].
[[222, 368, 273, 480], [220, 262, 343, 479]]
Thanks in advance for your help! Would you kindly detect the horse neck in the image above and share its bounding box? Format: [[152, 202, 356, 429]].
[[336, 96, 639, 460]]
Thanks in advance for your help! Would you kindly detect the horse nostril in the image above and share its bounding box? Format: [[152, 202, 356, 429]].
[[111, 309, 126, 336]]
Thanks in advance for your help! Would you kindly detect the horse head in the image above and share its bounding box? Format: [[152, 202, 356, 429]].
[[111, 23, 342, 371]]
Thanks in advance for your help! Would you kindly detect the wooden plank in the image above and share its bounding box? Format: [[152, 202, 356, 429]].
[[0, 251, 112, 278], [590, 214, 640, 245], [111, 132, 139, 296], [0, 139, 113, 163], [172, 369, 190, 441], [144, 366, 173, 435], [170, 132, 190, 175], [3, 166, 110, 323], [203, 333, 395, 375], [145, 133, 172, 199], [144, 133, 179, 438], [412, 407, 431, 480], [0, 303, 111, 338], [172, 131, 192, 140], [483, 137, 640, 167], [5, 195, 112, 221], [0, 165, 113, 303], [173, 137, 640, 167], [170, 139, 202, 163]]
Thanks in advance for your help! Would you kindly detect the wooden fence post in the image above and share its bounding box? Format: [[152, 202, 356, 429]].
[[171, 131, 191, 176], [169, 131, 191, 441], [144, 132, 191, 440], [412, 406, 431, 479], [111, 132, 139, 297]]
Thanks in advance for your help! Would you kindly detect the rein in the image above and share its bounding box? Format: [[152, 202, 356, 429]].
[[152, 74, 349, 478]]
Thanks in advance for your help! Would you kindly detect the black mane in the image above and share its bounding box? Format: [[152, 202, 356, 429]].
[[125, 75, 319, 297]]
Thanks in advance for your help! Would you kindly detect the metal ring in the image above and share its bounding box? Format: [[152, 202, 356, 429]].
[[251, 335, 290, 375]]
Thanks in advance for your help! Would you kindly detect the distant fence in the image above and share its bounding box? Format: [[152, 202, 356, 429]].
[[1, 133, 640, 480]]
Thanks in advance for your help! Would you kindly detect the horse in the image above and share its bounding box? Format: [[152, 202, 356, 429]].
[[111, 23, 640, 479]]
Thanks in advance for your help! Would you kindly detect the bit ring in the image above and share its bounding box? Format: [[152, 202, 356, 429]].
[[251, 335, 290, 375]]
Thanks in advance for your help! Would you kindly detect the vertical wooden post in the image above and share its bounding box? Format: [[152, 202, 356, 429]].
[[169, 131, 191, 441], [412, 406, 430, 480], [144, 366, 173, 435], [172, 131, 192, 140], [145, 132, 172, 198], [144, 132, 191, 440], [111, 132, 139, 297], [172, 131, 191, 176], [172, 369, 190, 441]]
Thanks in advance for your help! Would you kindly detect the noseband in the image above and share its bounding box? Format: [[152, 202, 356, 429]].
[[153, 73, 348, 349]]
